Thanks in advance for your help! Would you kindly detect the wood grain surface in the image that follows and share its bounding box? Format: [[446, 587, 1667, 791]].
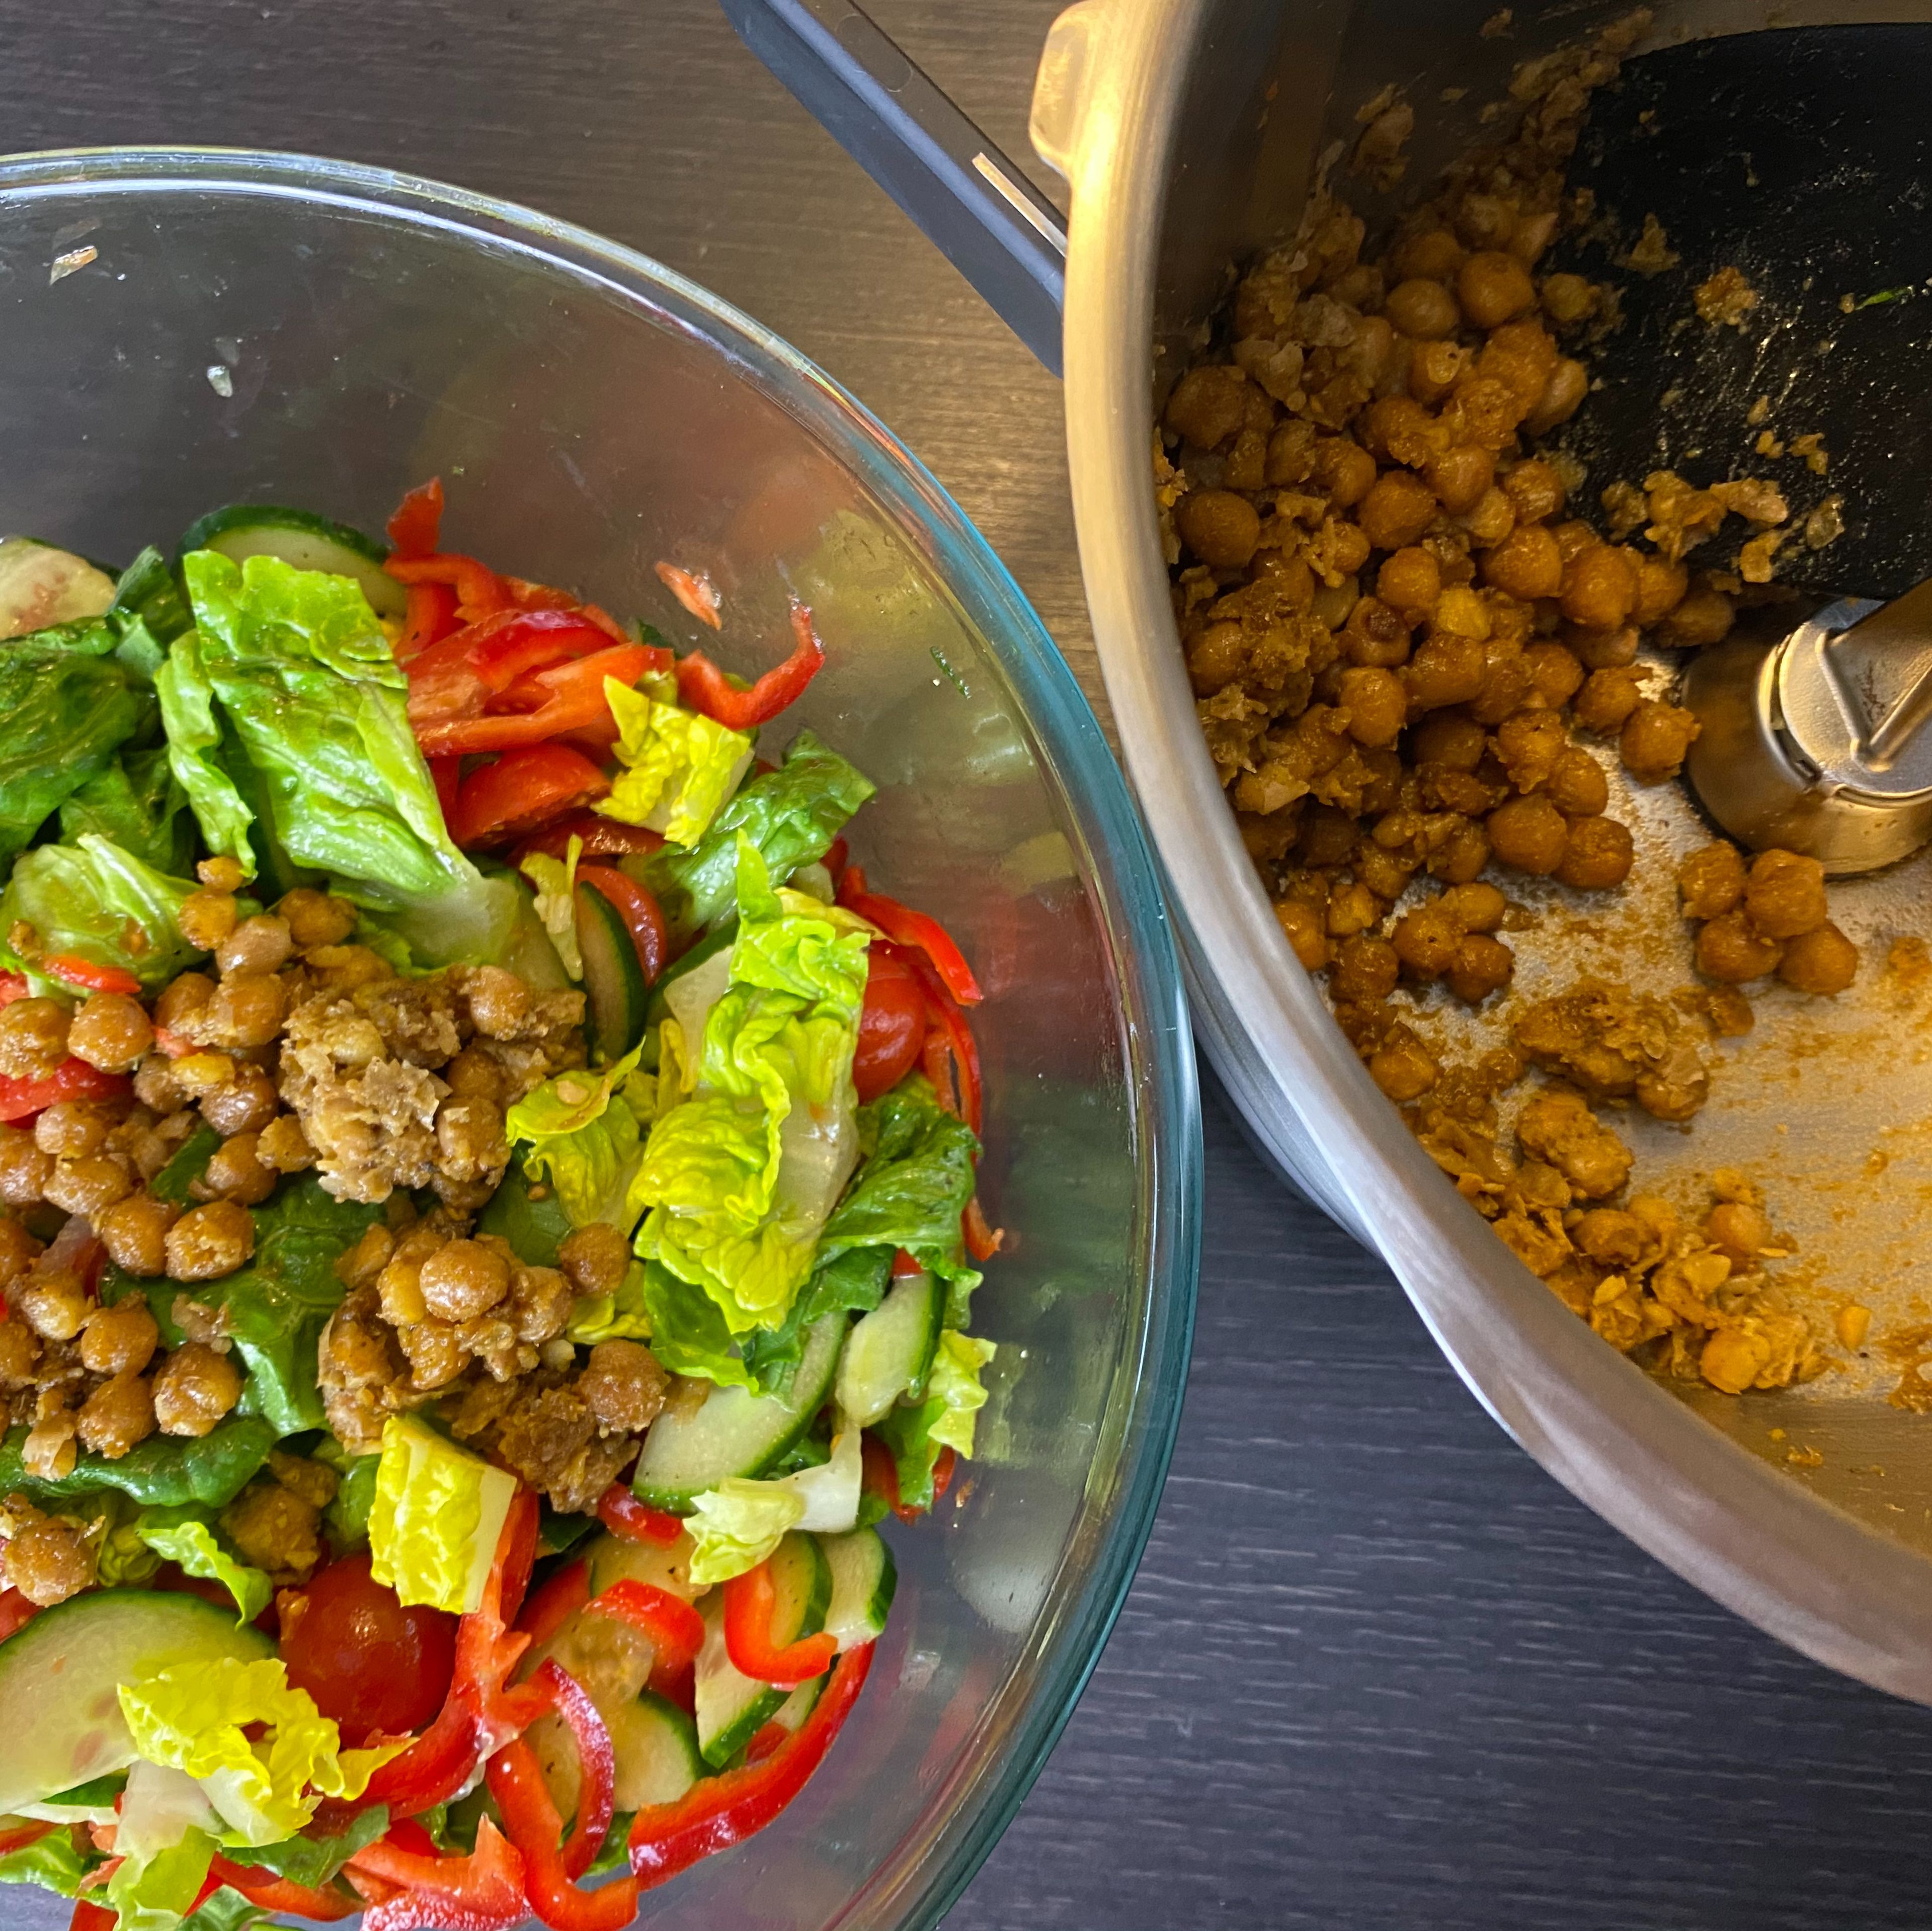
[[9, 3, 1932, 1926]]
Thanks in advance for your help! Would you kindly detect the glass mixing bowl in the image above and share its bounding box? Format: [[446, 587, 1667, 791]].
[[0, 148, 1199, 1929]]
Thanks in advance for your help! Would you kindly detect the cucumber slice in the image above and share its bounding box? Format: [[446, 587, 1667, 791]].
[[0, 537, 116, 638], [583, 1527, 698, 1603], [610, 1690, 702, 1809], [476, 1154, 573, 1269], [576, 877, 649, 1064], [819, 1527, 897, 1650], [834, 1271, 942, 1426], [631, 1315, 847, 1510], [178, 505, 407, 618], [0, 1589, 274, 1814], [693, 1532, 831, 1767], [771, 1671, 826, 1734]]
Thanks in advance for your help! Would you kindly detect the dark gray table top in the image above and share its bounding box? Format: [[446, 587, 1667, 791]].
[[11, 3, 1932, 1926]]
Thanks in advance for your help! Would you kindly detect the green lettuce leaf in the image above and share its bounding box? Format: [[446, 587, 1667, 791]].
[[684, 1479, 806, 1586], [504, 1049, 648, 1232], [565, 1258, 654, 1346], [598, 681, 753, 848], [113, 544, 195, 648], [0, 1824, 94, 1897], [168, 552, 517, 964], [0, 835, 207, 994], [0, 1414, 274, 1509], [135, 1507, 273, 1623], [314, 1440, 379, 1554], [368, 1414, 518, 1615], [118, 1657, 399, 1847], [0, 627, 149, 879], [183, 1887, 277, 1931], [643, 729, 873, 942], [475, 1155, 573, 1270], [632, 843, 870, 1355], [218, 1801, 388, 1890], [103, 1824, 217, 1931], [872, 1330, 996, 1508], [59, 746, 195, 877]]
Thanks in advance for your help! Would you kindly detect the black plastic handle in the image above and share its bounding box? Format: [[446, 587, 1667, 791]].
[[719, 0, 1068, 374]]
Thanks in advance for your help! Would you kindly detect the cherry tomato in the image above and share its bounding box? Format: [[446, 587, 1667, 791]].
[[448, 743, 610, 850], [279, 1554, 458, 1745], [853, 950, 925, 1101]]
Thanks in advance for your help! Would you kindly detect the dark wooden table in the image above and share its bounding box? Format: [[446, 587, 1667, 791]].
[[14, 4, 1932, 1925]]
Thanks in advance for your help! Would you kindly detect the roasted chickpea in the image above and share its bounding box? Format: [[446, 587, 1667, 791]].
[[1778, 922, 1859, 995], [1337, 667, 1407, 748], [165, 1200, 256, 1281], [1631, 555, 1689, 625], [1522, 358, 1589, 436], [1330, 934, 1401, 1005], [1424, 444, 1495, 515], [200, 1065, 279, 1137], [0, 1127, 53, 1207], [1487, 795, 1569, 875], [1410, 712, 1487, 771], [1274, 898, 1330, 972], [1743, 849, 1828, 940], [1377, 546, 1440, 619], [464, 969, 531, 1041], [1457, 250, 1537, 328], [0, 1218, 35, 1288], [276, 888, 358, 950], [197, 856, 247, 892], [1264, 421, 1318, 487], [420, 1239, 512, 1322], [1697, 910, 1784, 983], [98, 1191, 180, 1277], [0, 999, 69, 1081], [1706, 1201, 1769, 1267], [1384, 277, 1460, 339], [43, 1155, 134, 1219], [1445, 934, 1514, 1004], [1620, 700, 1701, 783], [1408, 339, 1470, 406], [1390, 228, 1462, 282], [256, 1115, 315, 1173], [1439, 882, 1507, 933], [178, 889, 239, 953], [152, 1342, 243, 1437], [1341, 597, 1412, 668], [216, 914, 293, 979], [196, 1132, 276, 1207], [17, 1270, 90, 1342], [66, 993, 154, 1074], [1559, 545, 1637, 629], [1164, 364, 1249, 448], [1658, 585, 1735, 648], [1391, 905, 1459, 979], [1572, 666, 1645, 734], [35, 1101, 115, 1161], [1404, 632, 1488, 710], [1546, 746, 1609, 818], [1679, 843, 1747, 919], [1540, 272, 1599, 327], [1481, 524, 1563, 601], [207, 974, 285, 1050], [1359, 471, 1439, 551], [1566, 623, 1639, 671], [1553, 815, 1635, 891], [79, 1295, 160, 1377], [1311, 438, 1378, 508], [1502, 458, 1566, 525], [1368, 1028, 1439, 1102], [153, 972, 216, 1034], [1177, 490, 1262, 570]]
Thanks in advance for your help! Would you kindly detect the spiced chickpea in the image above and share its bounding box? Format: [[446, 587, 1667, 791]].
[[1487, 795, 1569, 875], [216, 914, 292, 979], [1391, 228, 1462, 282], [1679, 843, 1747, 919], [43, 1156, 134, 1219], [0, 1128, 52, 1207], [152, 1342, 243, 1437], [1697, 910, 1784, 983], [1468, 640, 1534, 726], [1658, 584, 1735, 648], [1264, 422, 1317, 487], [1575, 1208, 1647, 1267], [197, 856, 246, 892], [1424, 444, 1495, 515], [0, 999, 69, 1081], [1567, 623, 1639, 671], [1274, 899, 1330, 972], [1330, 934, 1401, 1005], [1559, 545, 1637, 629], [98, 1191, 180, 1278], [1177, 490, 1262, 570], [1630, 555, 1689, 625], [1441, 882, 1507, 934], [464, 969, 532, 1042], [18, 1270, 90, 1342], [1620, 700, 1701, 783], [165, 1200, 256, 1281], [1392, 905, 1460, 979], [76, 1372, 156, 1460], [66, 993, 153, 1074], [178, 889, 238, 953], [1341, 597, 1412, 669], [1705, 1201, 1769, 1267], [1337, 667, 1407, 748], [1540, 272, 1599, 327], [1433, 819, 1491, 885], [1522, 359, 1589, 436], [1358, 471, 1439, 551], [1384, 277, 1460, 339], [1404, 632, 1488, 710], [1326, 524, 1372, 577], [1410, 712, 1487, 771], [1457, 250, 1536, 328], [1494, 710, 1566, 791], [1368, 1028, 1439, 1102], [1445, 934, 1514, 1004], [1187, 622, 1246, 696], [276, 888, 358, 950], [1481, 524, 1563, 601], [201, 1065, 279, 1138], [1743, 849, 1828, 941], [80, 1296, 160, 1377], [1572, 666, 1645, 734], [153, 972, 215, 1034], [1164, 364, 1248, 448], [196, 1132, 277, 1207], [35, 1102, 115, 1161], [1778, 923, 1859, 995], [1502, 458, 1566, 525], [1377, 546, 1440, 619], [1554, 815, 1635, 891], [7, 1515, 94, 1606], [1311, 438, 1378, 508], [133, 1055, 189, 1115], [0, 1218, 35, 1289], [1546, 746, 1609, 818], [256, 1115, 314, 1173], [206, 975, 285, 1051], [0, 1318, 38, 1386], [420, 1239, 512, 1322], [1408, 340, 1470, 407]]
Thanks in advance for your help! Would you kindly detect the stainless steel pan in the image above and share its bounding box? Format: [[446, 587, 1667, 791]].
[[728, 0, 1932, 1701]]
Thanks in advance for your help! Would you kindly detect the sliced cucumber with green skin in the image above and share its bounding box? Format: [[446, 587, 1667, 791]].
[[477, 1155, 574, 1269], [0, 1589, 274, 1814], [0, 537, 116, 638], [770, 1672, 826, 1734], [584, 1527, 697, 1603], [693, 1532, 831, 1768], [631, 1314, 847, 1511], [835, 1271, 942, 1426], [178, 505, 407, 618], [576, 876, 649, 1064], [610, 1691, 702, 1809], [818, 1527, 897, 1650]]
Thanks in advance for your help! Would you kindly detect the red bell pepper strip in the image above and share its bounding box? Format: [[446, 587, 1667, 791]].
[[963, 1196, 1003, 1263], [627, 1641, 874, 1890], [0, 1819, 53, 1856], [722, 1560, 837, 1687], [351, 1817, 528, 1931], [584, 1579, 705, 1701], [0, 1060, 131, 1125], [384, 552, 513, 622], [655, 561, 722, 630], [68, 1901, 116, 1931], [837, 879, 982, 1008], [891, 1246, 926, 1279], [597, 1483, 682, 1547], [0, 1589, 43, 1644], [514, 812, 664, 866], [675, 600, 825, 730], [448, 745, 610, 851], [902, 948, 982, 1134], [386, 478, 445, 559], [0, 972, 28, 1005], [932, 1444, 958, 1503], [207, 1855, 358, 1921], [575, 866, 667, 987], [515, 1558, 589, 1650], [530, 1660, 615, 1880], [39, 956, 142, 997], [398, 581, 463, 662], [414, 644, 657, 758], [358, 1491, 547, 1819], [489, 1738, 639, 1931]]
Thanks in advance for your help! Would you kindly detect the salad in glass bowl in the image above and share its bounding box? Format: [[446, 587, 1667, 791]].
[[0, 479, 998, 1931]]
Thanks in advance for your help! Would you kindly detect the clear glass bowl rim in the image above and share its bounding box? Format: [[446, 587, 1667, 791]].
[[0, 145, 1203, 1928]]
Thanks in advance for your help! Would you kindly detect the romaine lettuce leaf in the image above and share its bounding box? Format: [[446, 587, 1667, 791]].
[[103, 1823, 217, 1931], [118, 1758, 221, 1867], [59, 746, 195, 877], [218, 1801, 388, 1890], [118, 1656, 400, 1847], [598, 681, 753, 847], [632, 842, 869, 1352], [135, 1507, 273, 1623], [505, 1049, 648, 1232], [684, 1479, 806, 1586], [183, 1888, 277, 1931], [0, 1414, 274, 1509], [0, 835, 207, 994], [0, 1822, 94, 1896], [519, 835, 584, 980], [368, 1414, 518, 1616], [566, 1258, 654, 1346], [643, 729, 874, 942], [168, 552, 516, 965]]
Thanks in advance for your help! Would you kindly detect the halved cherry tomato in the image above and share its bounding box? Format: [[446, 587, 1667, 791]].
[[0, 1588, 40, 1644], [853, 948, 925, 1102], [576, 865, 666, 986], [675, 600, 825, 730], [39, 956, 140, 997], [0, 1059, 130, 1125], [385, 477, 445, 558], [513, 811, 664, 866], [449, 745, 610, 851], [279, 1554, 458, 1748]]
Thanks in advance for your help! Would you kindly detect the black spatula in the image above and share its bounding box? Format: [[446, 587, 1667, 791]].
[[1546, 23, 1932, 602]]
